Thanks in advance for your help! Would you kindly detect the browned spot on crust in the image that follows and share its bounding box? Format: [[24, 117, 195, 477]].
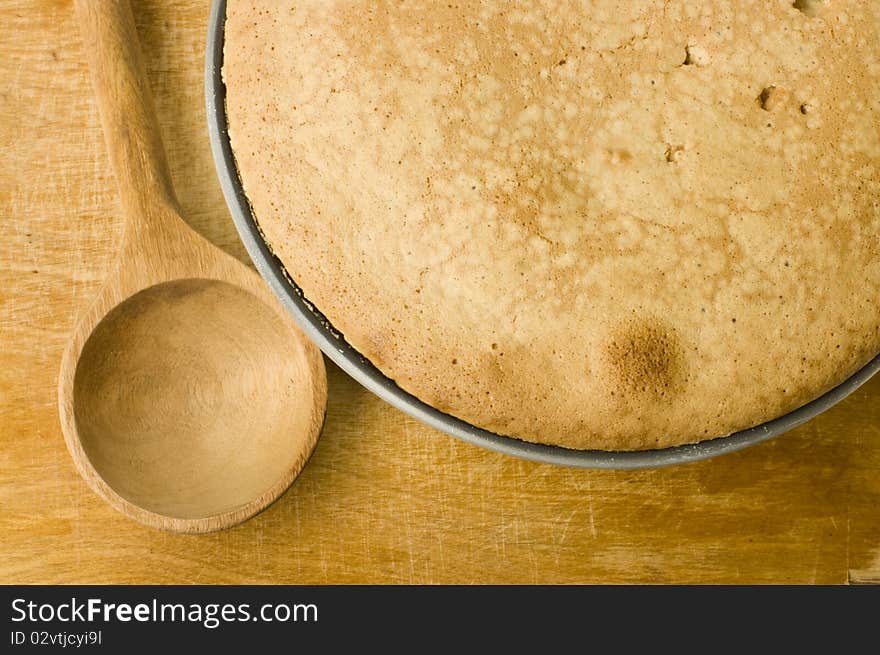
[[602, 318, 685, 399]]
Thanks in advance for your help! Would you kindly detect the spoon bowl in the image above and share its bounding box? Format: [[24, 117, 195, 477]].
[[70, 279, 320, 525]]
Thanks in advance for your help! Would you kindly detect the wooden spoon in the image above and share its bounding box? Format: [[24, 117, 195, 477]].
[[59, 0, 326, 533]]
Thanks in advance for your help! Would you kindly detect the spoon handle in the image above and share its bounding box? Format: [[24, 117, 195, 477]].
[[74, 0, 179, 232]]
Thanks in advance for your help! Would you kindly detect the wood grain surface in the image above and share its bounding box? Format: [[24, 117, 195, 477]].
[[1, 0, 878, 584]]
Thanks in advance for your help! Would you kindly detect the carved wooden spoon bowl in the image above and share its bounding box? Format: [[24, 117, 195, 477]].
[[58, 0, 326, 533]]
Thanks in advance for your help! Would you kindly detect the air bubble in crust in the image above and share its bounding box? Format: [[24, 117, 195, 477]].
[[792, 0, 828, 18]]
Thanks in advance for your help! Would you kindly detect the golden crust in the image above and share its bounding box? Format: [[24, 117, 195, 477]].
[[224, 0, 880, 450]]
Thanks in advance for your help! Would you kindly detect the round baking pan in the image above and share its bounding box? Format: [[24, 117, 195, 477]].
[[204, 0, 880, 469]]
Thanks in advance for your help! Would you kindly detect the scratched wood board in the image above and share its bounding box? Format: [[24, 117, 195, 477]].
[[0, 0, 878, 584]]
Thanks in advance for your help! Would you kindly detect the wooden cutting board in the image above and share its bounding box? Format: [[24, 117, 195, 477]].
[[1, 0, 878, 584]]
